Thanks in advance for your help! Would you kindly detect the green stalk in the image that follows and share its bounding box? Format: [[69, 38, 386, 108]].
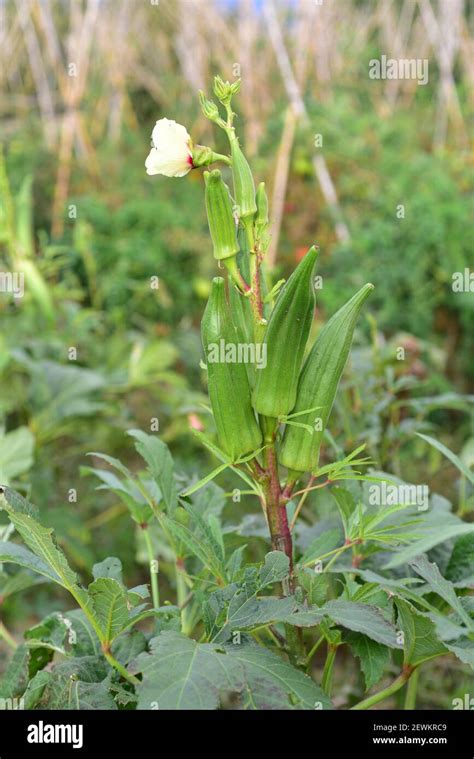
[[243, 216, 265, 343], [404, 666, 420, 709], [305, 635, 324, 670], [0, 619, 17, 649], [103, 649, 140, 686], [142, 527, 160, 609], [321, 644, 337, 695], [176, 559, 192, 635], [351, 668, 414, 710]]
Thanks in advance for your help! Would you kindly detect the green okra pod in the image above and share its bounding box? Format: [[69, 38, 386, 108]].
[[204, 169, 239, 260], [279, 283, 374, 474], [252, 245, 318, 418], [230, 138, 257, 221], [202, 277, 262, 461]]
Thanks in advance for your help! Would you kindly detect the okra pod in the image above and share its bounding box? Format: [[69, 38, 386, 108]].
[[202, 277, 262, 461], [279, 283, 374, 473], [252, 245, 318, 418], [204, 169, 239, 260]]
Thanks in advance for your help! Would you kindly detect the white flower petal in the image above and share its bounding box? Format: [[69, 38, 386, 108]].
[[146, 118, 193, 177]]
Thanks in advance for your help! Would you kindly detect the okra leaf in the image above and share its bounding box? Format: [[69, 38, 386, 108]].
[[22, 671, 51, 710], [445, 533, 474, 584], [318, 600, 401, 648], [92, 557, 124, 585], [259, 551, 290, 587], [162, 513, 226, 580], [344, 632, 390, 691], [0, 426, 34, 484], [331, 487, 357, 538], [128, 429, 177, 514], [416, 433, 474, 485], [227, 642, 332, 710], [0, 644, 30, 699], [85, 452, 132, 480], [184, 503, 226, 566], [0, 567, 46, 600], [395, 599, 447, 666], [180, 461, 230, 497], [384, 522, 474, 569], [88, 578, 129, 644], [212, 595, 300, 641], [34, 657, 116, 710], [0, 488, 88, 609], [300, 528, 344, 566], [25, 612, 69, 665], [444, 638, 474, 668], [409, 555, 473, 630], [297, 568, 330, 606], [131, 631, 332, 710], [0, 541, 61, 585]]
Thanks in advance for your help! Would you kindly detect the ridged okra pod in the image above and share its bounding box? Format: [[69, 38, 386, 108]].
[[252, 246, 318, 418], [230, 138, 257, 221], [279, 283, 374, 473], [204, 169, 239, 260], [202, 277, 262, 461]]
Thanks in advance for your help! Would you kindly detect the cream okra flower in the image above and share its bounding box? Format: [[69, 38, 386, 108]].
[[145, 118, 194, 177], [146, 117, 231, 178]]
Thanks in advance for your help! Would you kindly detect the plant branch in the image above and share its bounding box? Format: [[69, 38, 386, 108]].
[[351, 666, 415, 710], [103, 648, 140, 686], [142, 526, 160, 609], [0, 619, 17, 649]]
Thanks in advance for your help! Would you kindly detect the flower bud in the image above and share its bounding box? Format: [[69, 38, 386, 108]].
[[205, 169, 239, 260], [199, 91, 220, 122], [213, 75, 237, 106], [230, 138, 257, 221]]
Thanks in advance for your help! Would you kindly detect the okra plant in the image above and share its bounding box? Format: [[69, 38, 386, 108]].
[[0, 77, 472, 711]]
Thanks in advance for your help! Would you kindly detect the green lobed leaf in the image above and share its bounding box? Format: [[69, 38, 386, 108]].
[[384, 522, 474, 569], [0, 426, 35, 483], [409, 555, 473, 630], [416, 433, 474, 485], [128, 429, 177, 513], [88, 577, 129, 644], [344, 632, 390, 690], [395, 599, 447, 666], [316, 600, 401, 648], [131, 631, 332, 710], [0, 644, 30, 699], [0, 541, 60, 584]]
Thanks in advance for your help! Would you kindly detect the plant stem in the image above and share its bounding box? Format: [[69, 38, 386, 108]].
[[175, 559, 192, 635], [243, 216, 265, 343], [404, 666, 419, 709], [142, 527, 160, 610], [351, 668, 414, 710], [321, 644, 337, 696], [302, 540, 356, 569], [305, 635, 324, 669], [224, 256, 250, 293], [289, 475, 315, 531], [259, 420, 306, 664], [0, 619, 17, 649], [261, 427, 293, 582], [103, 649, 140, 686]]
